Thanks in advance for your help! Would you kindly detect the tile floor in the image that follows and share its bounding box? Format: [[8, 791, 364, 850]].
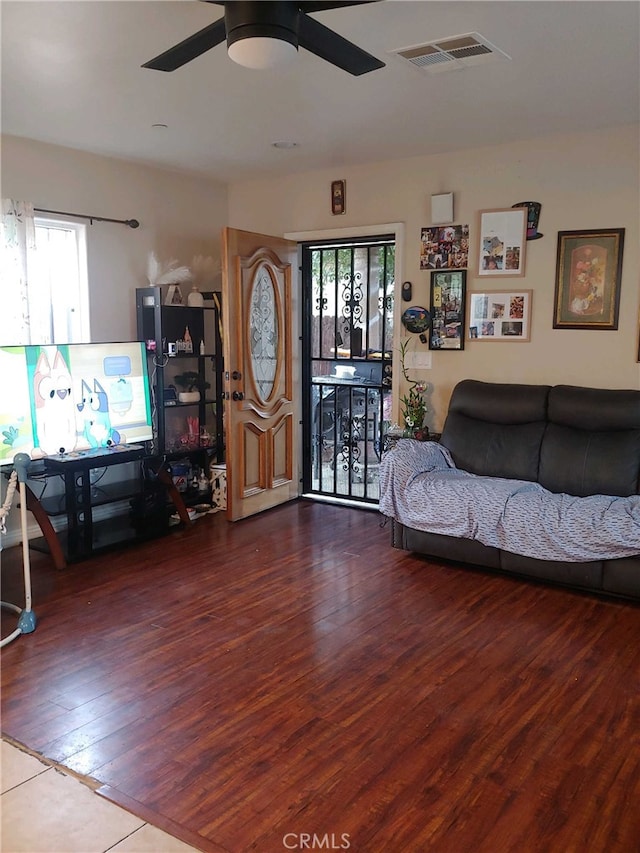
[[1, 740, 201, 853]]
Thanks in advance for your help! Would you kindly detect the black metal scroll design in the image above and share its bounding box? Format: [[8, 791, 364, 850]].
[[379, 292, 394, 313], [314, 284, 328, 313], [338, 420, 361, 477], [340, 271, 364, 341], [380, 288, 394, 357]]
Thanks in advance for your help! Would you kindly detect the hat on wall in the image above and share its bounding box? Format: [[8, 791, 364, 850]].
[[512, 201, 543, 240]]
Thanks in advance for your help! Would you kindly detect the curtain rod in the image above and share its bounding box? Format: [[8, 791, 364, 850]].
[[34, 207, 140, 229]]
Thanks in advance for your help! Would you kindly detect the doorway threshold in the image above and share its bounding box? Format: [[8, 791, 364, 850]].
[[301, 493, 380, 512]]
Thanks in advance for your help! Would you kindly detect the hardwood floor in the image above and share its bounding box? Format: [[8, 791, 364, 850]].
[[2, 499, 639, 853]]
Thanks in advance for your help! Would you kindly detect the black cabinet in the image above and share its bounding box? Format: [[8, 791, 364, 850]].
[[135, 287, 224, 477]]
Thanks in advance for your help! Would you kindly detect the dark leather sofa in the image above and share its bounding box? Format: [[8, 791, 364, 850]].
[[391, 379, 640, 601]]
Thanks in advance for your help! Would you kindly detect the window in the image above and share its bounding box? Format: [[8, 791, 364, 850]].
[[31, 216, 90, 344], [0, 204, 90, 345]]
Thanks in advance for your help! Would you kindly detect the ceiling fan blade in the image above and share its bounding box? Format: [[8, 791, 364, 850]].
[[142, 18, 226, 71], [298, 12, 384, 75]]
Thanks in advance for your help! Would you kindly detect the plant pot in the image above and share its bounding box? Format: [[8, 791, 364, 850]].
[[178, 391, 200, 404]]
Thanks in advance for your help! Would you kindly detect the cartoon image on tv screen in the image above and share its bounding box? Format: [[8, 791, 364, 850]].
[[0, 343, 153, 465], [78, 379, 122, 448], [33, 349, 77, 456]]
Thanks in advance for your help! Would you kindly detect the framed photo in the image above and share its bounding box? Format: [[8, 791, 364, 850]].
[[420, 224, 469, 270], [165, 285, 184, 306], [331, 179, 346, 215], [467, 289, 532, 342], [429, 271, 466, 350], [553, 229, 625, 330], [477, 208, 527, 277]]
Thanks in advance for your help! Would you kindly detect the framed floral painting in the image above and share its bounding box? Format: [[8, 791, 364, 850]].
[[553, 228, 625, 330]]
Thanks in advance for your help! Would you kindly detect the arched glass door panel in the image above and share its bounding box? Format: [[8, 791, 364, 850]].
[[249, 264, 279, 403]]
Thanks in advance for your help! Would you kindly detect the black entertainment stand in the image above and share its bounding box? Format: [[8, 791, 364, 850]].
[[25, 447, 191, 567]]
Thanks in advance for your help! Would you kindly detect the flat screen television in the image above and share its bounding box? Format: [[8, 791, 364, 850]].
[[0, 342, 154, 466]]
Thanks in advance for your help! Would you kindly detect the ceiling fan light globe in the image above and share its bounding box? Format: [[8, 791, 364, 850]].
[[228, 37, 298, 70]]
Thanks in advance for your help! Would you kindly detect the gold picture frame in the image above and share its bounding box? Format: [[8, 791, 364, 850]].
[[553, 228, 625, 330]]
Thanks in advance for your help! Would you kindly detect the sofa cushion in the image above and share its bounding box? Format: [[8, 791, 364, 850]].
[[539, 424, 640, 497], [440, 380, 550, 481], [539, 385, 640, 497], [548, 385, 640, 432]]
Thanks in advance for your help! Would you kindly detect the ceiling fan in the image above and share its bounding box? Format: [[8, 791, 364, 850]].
[[142, 1, 385, 76]]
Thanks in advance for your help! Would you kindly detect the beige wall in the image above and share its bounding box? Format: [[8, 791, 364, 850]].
[[3, 126, 637, 431], [228, 124, 640, 431], [1, 135, 227, 342]]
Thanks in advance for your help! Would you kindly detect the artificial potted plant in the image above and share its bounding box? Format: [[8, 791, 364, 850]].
[[399, 339, 429, 439], [172, 371, 210, 404]]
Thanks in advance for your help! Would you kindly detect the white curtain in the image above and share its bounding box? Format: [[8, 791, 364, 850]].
[[1, 199, 36, 345]]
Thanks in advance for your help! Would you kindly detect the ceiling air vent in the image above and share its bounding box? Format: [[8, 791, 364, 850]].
[[391, 33, 511, 74]]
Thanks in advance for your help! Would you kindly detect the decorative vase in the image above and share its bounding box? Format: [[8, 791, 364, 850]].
[[187, 286, 204, 307]]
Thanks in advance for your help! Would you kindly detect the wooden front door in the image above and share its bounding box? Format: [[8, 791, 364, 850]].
[[221, 227, 299, 520]]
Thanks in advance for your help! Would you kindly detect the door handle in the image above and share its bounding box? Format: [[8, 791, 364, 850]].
[[232, 391, 244, 401], [232, 370, 242, 380]]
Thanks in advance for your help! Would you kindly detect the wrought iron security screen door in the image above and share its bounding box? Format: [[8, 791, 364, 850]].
[[301, 235, 395, 504]]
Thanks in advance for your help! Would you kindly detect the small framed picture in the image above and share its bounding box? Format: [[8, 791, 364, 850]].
[[165, 285, 184, 306], [467, 289, 532, 342], [420, 224, 469, 270], [331, 180, 346, 215]]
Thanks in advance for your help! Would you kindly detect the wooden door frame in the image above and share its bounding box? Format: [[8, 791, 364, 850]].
[[285, 222, 405, 425]]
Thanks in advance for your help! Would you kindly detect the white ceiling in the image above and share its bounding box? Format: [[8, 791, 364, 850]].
[[2, 1, 639, 184]]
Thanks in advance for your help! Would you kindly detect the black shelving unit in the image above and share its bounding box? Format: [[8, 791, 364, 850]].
[[28, 447, 179, 563], [135, 286, 225, 486]]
